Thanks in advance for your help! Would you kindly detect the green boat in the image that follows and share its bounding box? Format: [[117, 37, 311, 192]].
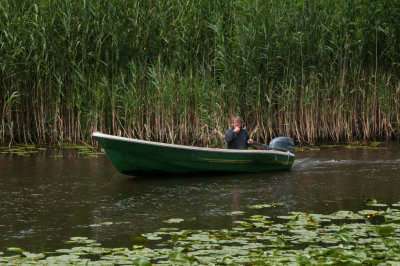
[[92, 132, 295, 176]]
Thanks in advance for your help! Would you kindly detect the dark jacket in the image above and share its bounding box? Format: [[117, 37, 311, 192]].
[[225, 126, 250, 149]]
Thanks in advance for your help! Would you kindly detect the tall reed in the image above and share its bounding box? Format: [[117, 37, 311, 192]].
[[1, 0, 399, 146]]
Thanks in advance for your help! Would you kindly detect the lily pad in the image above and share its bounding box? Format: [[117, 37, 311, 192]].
[[248, 204, 272, 209], [364, 198, 378, 205], [133, 237, 148, 246], [7, 247, 24, 253], [370, 203, 388, 207], [337, 229, 351, 243], [142, 235, 162, 241], [226, 211, 245, 216], [70, 237, 88, 241], [375, 225, 395, 236], [89, 224, 102, 227], [4, 199, 400, 265], [382, 238, 399, 248], [277, 215, 294, 220], [134, 258, 152, 266], [164, 218, 184, 224]]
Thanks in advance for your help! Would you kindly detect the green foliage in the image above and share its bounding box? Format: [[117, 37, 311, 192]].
[[376, 225, 395, 236], [3, 200, 400, 264], [338, 229, 351, 243], [1, 0, 399, 145], [365, 198, 378, 205]]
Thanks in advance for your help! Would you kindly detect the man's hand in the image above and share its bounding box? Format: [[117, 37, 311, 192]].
[[233, 126, 241, 133], [247, 139, 254, 144]]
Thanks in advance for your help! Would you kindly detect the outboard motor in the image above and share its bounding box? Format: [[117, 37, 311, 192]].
[[269, 137, 295, 154]]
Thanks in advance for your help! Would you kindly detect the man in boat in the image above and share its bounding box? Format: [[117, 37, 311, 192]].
[[225, 116, 254, 149]]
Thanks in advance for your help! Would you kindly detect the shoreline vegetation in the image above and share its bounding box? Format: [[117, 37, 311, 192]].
[[1, 0, 399, 147], [0, 141, 389, 158]]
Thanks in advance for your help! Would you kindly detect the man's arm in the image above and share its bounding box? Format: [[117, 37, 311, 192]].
[[225, 127, 236, 143], [244, 130, 253, 146]]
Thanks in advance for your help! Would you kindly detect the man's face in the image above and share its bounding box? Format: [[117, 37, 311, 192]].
[[233, 120, 242, 128]]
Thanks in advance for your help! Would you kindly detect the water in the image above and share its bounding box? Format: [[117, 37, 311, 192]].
[[1, 145, 400, 253]]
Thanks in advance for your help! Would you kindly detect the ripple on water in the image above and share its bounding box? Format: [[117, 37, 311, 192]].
[[0, 146, 400, 253]]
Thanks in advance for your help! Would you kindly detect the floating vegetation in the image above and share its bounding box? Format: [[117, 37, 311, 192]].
[[90, 221, 129, 228], [0, 145, 44, 156], [2, 199, 400, 264], [295, 146, 321, 152], [225, 211, 245, 216], [59, 143, 105, 158], [248, 203, 283, 209], [297, 141, 388, 152], [0, 143, 104, 158], [365, 197, 378, 205], [164, 218, 185, 224], [248, 204, 273, 209], [339, 141, 388, 150]]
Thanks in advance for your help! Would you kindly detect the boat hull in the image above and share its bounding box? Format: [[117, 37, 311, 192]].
[[92, 132, 295, 175]]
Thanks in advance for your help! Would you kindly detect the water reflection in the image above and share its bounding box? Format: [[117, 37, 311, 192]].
[[1, 145, 400, 253]]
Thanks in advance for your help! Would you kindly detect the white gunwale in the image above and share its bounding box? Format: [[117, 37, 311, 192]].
[[92, 132, 295, 157]]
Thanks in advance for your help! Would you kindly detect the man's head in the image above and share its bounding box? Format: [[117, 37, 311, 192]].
[[233, 116, 243, 128]]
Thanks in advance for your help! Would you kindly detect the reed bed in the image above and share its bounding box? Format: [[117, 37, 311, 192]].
[[1, 0, 399, 146]]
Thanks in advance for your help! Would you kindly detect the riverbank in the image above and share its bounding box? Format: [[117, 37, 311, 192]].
[[0, 140, 393, 156]]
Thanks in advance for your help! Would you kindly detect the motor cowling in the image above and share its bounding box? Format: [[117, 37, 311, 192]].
[[269, 137, 295, 154]]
